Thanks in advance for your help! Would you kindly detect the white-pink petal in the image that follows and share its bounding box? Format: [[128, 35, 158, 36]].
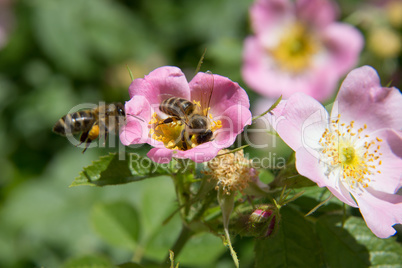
[[354, 189, 402, 238], [269, 93, 328, 151]]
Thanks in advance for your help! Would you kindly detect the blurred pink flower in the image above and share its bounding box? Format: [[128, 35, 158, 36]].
[[269, 66, 402, 238], [0, 0, 14, 50], [120, 66, 251, 163], [242, 0, 364, 101]]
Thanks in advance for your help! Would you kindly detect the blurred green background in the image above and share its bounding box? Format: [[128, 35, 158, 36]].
[[0, 0, 400, 267]]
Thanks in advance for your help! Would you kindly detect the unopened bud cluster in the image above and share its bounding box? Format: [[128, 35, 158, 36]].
[[235, 205, 280, 238]]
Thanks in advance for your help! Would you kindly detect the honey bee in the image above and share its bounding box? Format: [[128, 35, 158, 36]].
[[159, 72, 214, 150], [53, 102, 126, 153]]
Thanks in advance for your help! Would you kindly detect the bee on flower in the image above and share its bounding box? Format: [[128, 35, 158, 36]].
[[120, 66, 252, 163]]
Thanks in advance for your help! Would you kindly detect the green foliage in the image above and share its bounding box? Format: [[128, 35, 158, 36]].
[[1, 0, 401, 267], [344, 217, 402, 266], [63, 255, 116, 268], [91, 201, 140, 250], [178, 233, 225, 266], [32, 0, 150, 78], [270, 153, 317, 189], [71, 153, 172, 187], [316, 216, 370, 268], [255, 206, 322, 268], [255, 207, 402, 268]]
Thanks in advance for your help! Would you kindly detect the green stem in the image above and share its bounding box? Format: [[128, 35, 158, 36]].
[[172, 172, 190, 221], [194, 48, 207, 75], [251, 95, 282, 122], [162, 225, 194, 267], [131, 243, 145, 263]]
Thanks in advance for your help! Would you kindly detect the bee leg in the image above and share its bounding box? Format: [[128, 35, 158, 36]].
[[98, 122, 109, 146], [162, 117, 175, 124], [180, 129, 188, 151], [77, 131, 91, 153], [101, 129, 110, 147], [156, 116, 181, 127], [82, 144, 90, 153], [79, 124, 101, 153]]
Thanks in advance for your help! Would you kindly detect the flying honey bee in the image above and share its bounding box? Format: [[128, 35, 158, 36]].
[[53, 103, 126, 153], [159, 72, 215, 150]]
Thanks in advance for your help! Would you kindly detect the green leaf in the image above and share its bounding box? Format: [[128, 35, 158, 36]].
[[32, 0, 150, 78], [178, 232, 226, 266], [62, 255, 115, 268], [316, 215, 370, 268], [144, 214, 182, 262], [70, 153, 172, 187], [343, 217, 402, 267], [293, 187, 344, 215], [255, 206, 322, 268], [117, 263, 144, 268], [271, 154, 317, 189], [90, 201, 140, 250]]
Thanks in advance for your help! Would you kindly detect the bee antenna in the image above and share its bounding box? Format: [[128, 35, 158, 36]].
[[205, 71, 214, 118], [127, 113, 145, 122]]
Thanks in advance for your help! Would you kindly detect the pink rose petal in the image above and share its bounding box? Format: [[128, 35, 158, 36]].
[[128, 66, 191, 105], [334, 66, 402, 132]]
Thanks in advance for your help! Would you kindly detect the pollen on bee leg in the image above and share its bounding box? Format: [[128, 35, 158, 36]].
[[88, 125, 100, 140]]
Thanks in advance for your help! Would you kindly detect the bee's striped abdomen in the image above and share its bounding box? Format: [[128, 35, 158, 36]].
[[160, 97, 195, 118], [53, 110, 95, 136]]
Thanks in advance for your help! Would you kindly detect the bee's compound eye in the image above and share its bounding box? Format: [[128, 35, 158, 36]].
[[118, 107, 125, 116], [114, 103, 125, 116]]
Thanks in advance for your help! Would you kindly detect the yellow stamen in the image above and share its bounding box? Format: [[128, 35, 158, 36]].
[[269, 23, 320, 73], [319, 114, 383, 193]]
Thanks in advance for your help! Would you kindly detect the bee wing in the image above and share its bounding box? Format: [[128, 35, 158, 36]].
[[200, 71, 214, 117]]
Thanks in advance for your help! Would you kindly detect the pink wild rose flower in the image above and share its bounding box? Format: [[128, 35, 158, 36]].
[[242, 0, 364, 101], [269, 66, 402, 238], [120, 66, 252, 163]]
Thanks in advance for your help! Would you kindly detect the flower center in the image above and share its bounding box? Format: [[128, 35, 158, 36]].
[[269, 23, 320, 73], [148, 103, 222, 151], [318, 114, 383, 193]]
